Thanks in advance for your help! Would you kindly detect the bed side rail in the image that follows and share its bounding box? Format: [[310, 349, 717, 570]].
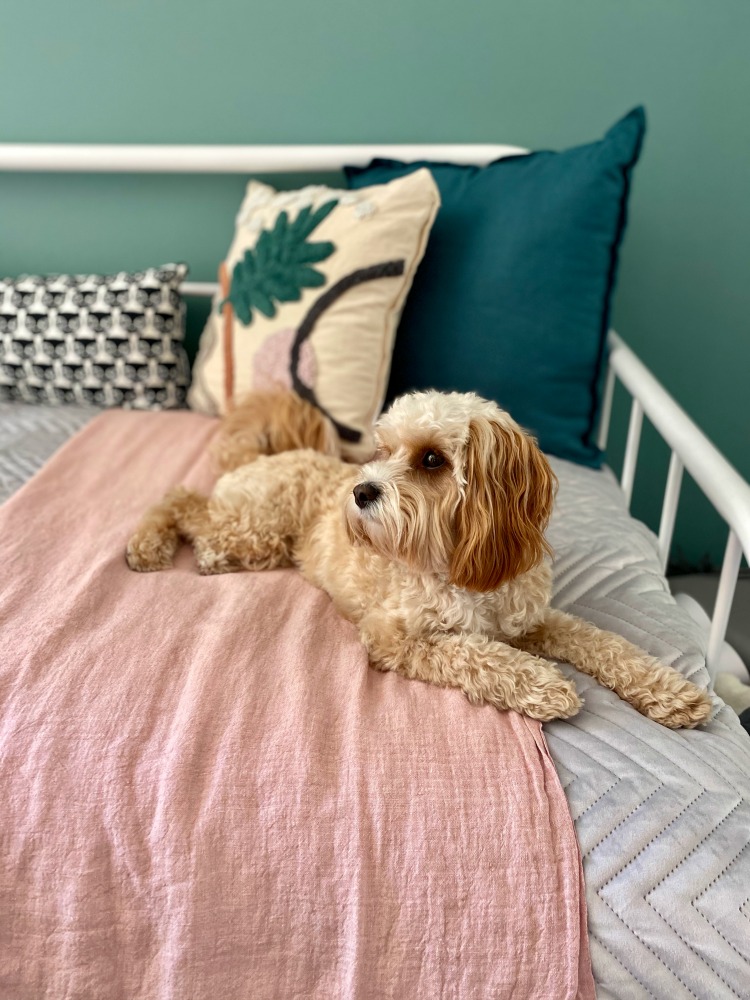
[[598, 331, 750, 677]]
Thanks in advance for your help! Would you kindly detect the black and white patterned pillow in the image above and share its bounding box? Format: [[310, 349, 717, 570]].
[[0, 263, 190, 409]]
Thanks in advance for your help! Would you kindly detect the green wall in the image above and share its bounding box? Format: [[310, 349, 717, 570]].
[[1, 0, 748, 568]]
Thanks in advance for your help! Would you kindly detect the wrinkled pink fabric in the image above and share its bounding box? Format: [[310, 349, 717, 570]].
[[0, 410, 594, 1000]]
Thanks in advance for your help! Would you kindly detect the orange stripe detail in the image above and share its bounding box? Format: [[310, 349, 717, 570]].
[[219, 261, 234, 410]]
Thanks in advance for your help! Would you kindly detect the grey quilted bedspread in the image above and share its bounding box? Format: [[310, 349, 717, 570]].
[[547, 457, 750, 1000], [2, 403, 749, 999], [0, 401, 95, 504]]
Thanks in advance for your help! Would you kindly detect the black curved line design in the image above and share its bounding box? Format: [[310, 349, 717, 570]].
[[290, 260, 406, 443]]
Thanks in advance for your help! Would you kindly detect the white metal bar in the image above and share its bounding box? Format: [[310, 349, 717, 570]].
[[596, 364, 616, 451], [181, 281, 219, 297], [657, 451, 684, 572], [620, 399, 643, 508], [706, 530, 743, 679], [608, 331, 750, 561], [0, 143, 526, 174]]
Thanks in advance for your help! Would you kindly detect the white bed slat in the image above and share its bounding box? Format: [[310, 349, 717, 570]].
[[607, 333, 750, 678], [596, 364, 616, 451], [181, 281, 219, 298], [620, 399, 643, 508], [706, 530, 743, 678], [608, 333, 750, 561], [657, 451, 684, 572]]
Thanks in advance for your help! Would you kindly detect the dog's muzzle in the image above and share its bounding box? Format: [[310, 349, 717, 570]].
[[353, 481, 382, 509]]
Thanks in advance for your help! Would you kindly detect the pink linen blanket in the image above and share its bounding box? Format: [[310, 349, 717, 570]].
[[0, 410, 594, 1000]]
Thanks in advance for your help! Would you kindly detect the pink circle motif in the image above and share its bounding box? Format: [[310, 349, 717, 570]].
[[252, 328, 317, 393]]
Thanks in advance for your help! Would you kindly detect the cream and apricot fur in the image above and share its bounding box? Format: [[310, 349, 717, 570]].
[[127, 390, 712, 728]]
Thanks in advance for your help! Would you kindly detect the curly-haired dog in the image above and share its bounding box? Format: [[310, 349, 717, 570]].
[[127, 390, 712, 728]]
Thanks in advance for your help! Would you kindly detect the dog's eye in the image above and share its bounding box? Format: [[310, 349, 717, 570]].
[[421, 449, 445, 470]]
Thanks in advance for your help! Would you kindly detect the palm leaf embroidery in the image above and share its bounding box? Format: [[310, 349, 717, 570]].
[[223, 198, 338, 326]]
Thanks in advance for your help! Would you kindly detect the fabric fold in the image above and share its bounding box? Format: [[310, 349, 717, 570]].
[[0, 410, 594, 999]]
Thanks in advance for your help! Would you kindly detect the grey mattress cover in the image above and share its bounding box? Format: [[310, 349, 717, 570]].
[[2, 402, 749, 999], [547, 456, 750, 1000], [0, 401, 95, 504]]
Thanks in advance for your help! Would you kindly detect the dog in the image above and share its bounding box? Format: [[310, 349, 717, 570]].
[[126, 389, 712, 728]]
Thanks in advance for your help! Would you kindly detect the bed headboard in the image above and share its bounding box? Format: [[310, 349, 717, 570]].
[[0, 143, 525, 174], [0, 142, 526, 298]]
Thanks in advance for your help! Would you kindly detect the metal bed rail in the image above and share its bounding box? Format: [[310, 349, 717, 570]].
[[598, 332, 750, 677], [0, 143, 525, 173]]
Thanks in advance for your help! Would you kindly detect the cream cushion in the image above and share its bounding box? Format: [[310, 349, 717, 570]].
[[188, 169, 440, 460]]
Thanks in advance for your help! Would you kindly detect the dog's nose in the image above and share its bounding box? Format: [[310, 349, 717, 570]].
[[353, 482, 382, 509]]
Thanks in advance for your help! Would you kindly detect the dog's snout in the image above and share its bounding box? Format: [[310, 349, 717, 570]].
[[353, 481, 382, 509]]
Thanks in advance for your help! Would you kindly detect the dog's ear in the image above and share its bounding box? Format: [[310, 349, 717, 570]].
[[450, 416, 556, 591]]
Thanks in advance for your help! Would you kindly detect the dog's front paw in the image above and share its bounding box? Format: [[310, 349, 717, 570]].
[[625, 667, 713, 729], [501, 658, 583, 721], [125, 531, 178, 573], [521, 676, 583, 722]]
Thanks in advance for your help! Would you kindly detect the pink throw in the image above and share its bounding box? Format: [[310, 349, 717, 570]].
[[0, 410, 594, 999]]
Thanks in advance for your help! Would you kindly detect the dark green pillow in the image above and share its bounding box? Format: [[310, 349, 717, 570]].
[[345, 108, 645, 468]]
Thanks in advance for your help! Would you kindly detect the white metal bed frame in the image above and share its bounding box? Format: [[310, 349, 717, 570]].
[[1, 142, 748, 680]]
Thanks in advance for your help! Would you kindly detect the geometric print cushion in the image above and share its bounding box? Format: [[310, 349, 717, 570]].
[[188, 171, 440, 461], [0, 263, 190, 410]]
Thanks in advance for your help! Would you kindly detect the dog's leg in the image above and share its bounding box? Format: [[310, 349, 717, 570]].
[[361, 622, 582, 721], [513, 608, 712, 729], [191, 516, 294, 576], [126, 487, 210, 572], [126, 482, 295, 576]]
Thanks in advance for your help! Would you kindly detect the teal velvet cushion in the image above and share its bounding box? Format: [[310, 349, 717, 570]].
[[345, 108, 645, 467]]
